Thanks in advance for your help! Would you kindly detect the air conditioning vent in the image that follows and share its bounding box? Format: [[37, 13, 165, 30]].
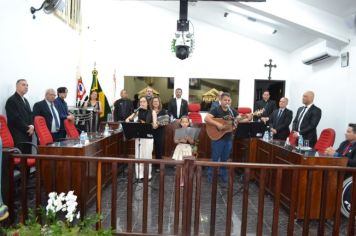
[[301, 41, 339, 65], [303, 54, 332, 65]]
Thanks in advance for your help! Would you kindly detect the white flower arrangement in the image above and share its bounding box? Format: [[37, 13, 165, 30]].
[[46, 191, 80, 223], [6, 191, 112, 235]]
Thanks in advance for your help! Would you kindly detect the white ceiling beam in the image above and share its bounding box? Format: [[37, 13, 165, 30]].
[[233, 0, 350, 47]]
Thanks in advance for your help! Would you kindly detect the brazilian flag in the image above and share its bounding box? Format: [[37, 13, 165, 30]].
[[90, 68, 112, 121]]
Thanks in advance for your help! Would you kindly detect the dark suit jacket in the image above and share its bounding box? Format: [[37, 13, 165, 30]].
[[5, 92, 33, 152], [269, 108, 293, 140], [336, 141, 356, 167], [168, 98, 188, 119], [254, 99, 277, 118], [113, 98, 133, 121], [292, 104, 322, 147], [33, 100, 59, 133]]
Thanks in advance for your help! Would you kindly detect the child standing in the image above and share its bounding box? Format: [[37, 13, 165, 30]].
[[172, 116, 195, 186]]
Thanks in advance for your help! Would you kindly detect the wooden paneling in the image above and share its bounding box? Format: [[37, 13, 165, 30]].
[[38, 132, 121, 214], [254, 139, 348, 219]]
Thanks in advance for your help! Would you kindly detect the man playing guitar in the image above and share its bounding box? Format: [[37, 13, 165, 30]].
[[204, 92, 251, 183]]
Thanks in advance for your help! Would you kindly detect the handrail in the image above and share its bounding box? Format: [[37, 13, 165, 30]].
[[9, 153, 356, 171], [5, 153, 356, 235]]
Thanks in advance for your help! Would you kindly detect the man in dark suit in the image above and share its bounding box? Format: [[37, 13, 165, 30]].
[[54, 87, 74, 139], [168, 88, 188, 119], [325, 123, 356, 167], [5, 79, 34, 154], [113, 89, 134, 121], [254, 90, 277, 120], [292, 91, 322, 147], [33, 88, 61, 142], [261, 97, 293, 140]]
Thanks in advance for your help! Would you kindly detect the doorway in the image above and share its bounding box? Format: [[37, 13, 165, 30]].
[[254, 79, 285, 108]]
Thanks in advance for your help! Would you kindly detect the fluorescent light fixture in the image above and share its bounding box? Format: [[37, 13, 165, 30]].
[[224, 12, 277, 35]]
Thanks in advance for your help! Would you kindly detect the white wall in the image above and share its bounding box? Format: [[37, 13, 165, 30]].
[[80, 0, 290, 108], [288, 36, 356, 146], [0, 0, 80, 115]]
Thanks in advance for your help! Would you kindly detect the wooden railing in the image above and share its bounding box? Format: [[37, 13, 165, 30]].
[[5, 154, 356, 235]]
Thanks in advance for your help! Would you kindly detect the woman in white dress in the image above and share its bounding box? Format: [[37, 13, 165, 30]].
[[172, 116, 194, 186], [125, 96, 158, 180]]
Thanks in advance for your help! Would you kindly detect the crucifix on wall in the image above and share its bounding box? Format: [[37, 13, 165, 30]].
[[264, 59, 277, 80]]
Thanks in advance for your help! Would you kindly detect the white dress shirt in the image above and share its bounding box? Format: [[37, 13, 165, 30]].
[[176, 98, 182, 118], [298, 104, 312, 132]]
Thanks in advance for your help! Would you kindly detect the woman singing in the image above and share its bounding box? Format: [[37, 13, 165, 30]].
[[125, 96, 157, 180]]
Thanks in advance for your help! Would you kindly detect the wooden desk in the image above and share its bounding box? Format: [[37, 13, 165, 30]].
[[254, 139, 347, 219], [38, 132, 123, 213]]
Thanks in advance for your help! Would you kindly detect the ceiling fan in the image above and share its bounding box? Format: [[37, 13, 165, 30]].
[[30, 0, 64, 19]]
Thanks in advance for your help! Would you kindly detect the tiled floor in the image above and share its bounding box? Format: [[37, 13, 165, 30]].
[[85, 167, 350, 235]]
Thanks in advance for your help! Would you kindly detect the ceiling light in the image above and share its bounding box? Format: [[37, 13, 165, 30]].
[[224, 12, 277, 35]]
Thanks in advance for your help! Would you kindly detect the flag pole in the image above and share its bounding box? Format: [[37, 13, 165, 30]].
[[113, 69, 117, 100]]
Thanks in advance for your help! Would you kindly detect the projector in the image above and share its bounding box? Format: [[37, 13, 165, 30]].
[[173, 31, 194, 60]]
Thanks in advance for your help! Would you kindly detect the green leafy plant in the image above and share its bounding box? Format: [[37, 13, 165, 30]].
[[171, 38, 177, 53], [5, 191, 112, 236]]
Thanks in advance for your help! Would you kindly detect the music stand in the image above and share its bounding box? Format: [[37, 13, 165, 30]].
[[121, 122, 155, 191], [235, 122, 266, 139], [121, 122, 153, 140], [249, 122, 266, 138]]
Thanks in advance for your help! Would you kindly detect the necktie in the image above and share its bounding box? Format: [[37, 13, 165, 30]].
[[277, 109, 283, 119], [50, 103, 60, 130], [263, 101, 268, 115], [22, 97, 29, 111], [297, 106, 307, 131], [342, 142, 352, 156], [276, 109, 283, 124]]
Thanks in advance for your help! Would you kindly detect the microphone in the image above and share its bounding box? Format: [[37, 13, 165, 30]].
[[134, 107, 142, 113], [227, 105, 234, 117], [81, 96, 89, 108]]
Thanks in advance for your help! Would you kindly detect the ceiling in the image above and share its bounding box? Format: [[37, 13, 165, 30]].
[[146, 0, 355, 52], [297, 0, 356, 18]]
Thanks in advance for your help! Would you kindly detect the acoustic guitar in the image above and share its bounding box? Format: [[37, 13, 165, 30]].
[[206, 109, 264, 140]]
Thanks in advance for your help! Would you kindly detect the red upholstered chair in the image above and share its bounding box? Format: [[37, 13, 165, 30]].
[[34, 116, 53, 145], [314, 128, 336, 153], [0, 115, 36, 166], [288, 132, 297, 146], [64, 119, 80, 138], [237, 107, 252, 115], [188, 103, 202, 124]]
